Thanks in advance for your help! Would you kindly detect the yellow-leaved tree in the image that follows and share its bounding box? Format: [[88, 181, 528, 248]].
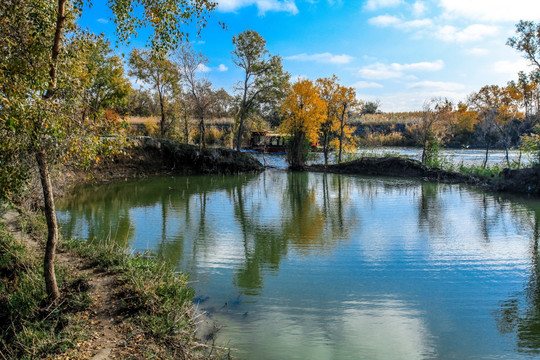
[[316, 75, 340, 164], [333, 85, 359, 163], [280, 79, 326, 169]]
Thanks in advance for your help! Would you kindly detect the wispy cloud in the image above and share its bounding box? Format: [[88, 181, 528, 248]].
[[217, 0, 298, 15], [438, 0, 540, 22], [97, 18, 109, 24], [353, 81, 384, 89], [364, 0, 404, 11], [218, 64, 229, 72], [285, 52, 354, 64], [407, 81, 465, 91], [357, 60, 444, 80]]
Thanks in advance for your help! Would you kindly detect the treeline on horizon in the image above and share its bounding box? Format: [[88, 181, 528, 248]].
[[91, 27, 540, 161]]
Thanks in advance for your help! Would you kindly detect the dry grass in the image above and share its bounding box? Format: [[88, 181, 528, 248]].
[[352, 112, 422, 125], [126, 116, 236, 126]]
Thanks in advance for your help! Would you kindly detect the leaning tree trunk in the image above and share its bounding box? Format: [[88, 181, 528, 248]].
[[236, 110, 246, 152], [37, 0, 66, 301], [36, 150, 60, 300]]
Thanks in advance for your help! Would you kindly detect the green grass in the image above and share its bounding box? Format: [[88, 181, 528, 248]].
[[0, 222, 91, 360], [62, 237, 198, 356]]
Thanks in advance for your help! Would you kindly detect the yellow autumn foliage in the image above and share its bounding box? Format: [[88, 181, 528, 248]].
[[280, 79, 327, 143]]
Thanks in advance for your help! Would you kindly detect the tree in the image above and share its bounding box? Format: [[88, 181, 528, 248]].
[[361, 100, 381, 115], [0, 0, 217, 301], [280, 79, 327, 169], [213, 88, 234, 119], [176, 43, 215, 149], [451, 102, 479, 145], [232, 30, 290, 151], [316, 75, 340, 165], [127, 88, 160, 117], [508, 20, 540, 70], [415, 98, 454, 165], [129, 49, 180, 137], [81, 37, 132, 122], [334, 85, 359, 164], [468, 86, 504, 167]]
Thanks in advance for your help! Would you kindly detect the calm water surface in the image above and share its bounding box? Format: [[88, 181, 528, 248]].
[[57, 172, 540, 359], [252, 147, 530, 169]]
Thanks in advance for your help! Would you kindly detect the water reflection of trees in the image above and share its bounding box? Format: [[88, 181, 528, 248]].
[[495, 201, 540, 354], [59, 172, 365, 295], [230, 172, 357, 295]]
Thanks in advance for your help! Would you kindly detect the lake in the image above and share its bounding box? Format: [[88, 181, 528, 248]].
[[251, 147, 531, 169], [57, 171, 540, 359]]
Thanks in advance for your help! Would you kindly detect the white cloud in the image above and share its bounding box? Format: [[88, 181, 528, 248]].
[[364, 0, 404, 11], [196, 64, 211, 73], [285, 52, 354, 64], [353, 81, 384, 89], [467, 47, 489, 56], [218, 64, 229, 72], [407, 81, 466, 91], [97, 18, 109, 24], [493, 59, 531, 77], [369, 15, 498, 43], [434, 24, 499, 43], [411, 1, 427, 17], [368, 15, 433, 30], [357, 60, 444, 80], [368, 15, 401, 27], [438, 0, 540, 22], [217, 0, 298, 15]]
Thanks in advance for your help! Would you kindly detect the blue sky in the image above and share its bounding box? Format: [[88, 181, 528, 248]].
[[79, 0, 540, 112]]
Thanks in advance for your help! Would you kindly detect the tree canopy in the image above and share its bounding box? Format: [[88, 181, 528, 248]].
[[232, 30, 289, 151]]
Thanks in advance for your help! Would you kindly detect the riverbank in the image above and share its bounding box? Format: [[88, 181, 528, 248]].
[[0, 208, 226, 359], [79, 136, 264, 181], [307, 157, 540, 196]]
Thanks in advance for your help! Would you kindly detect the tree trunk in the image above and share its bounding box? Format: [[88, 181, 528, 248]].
[[323, 132, 329, 165], [288, 132, 306, 169], [36, 150, 60, 300], [421, 142, 427, 164], [199, 116, 206, 150], [338, 114, 345, 164], [159, 90, 166, 137], [338, 125, 344, 164], [483, 142, 490, 168], [236, 109, 246, 152], [183, 111, 189, 144], [36, 0, 66, 301]]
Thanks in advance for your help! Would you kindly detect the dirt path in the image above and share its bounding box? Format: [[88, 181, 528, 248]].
[[2, 210, 125, 359]]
